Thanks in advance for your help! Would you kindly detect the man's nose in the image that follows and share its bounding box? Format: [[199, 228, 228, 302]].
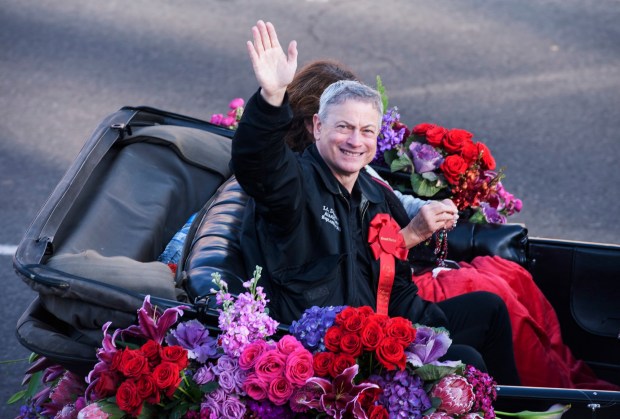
[[347, 129, 363, 145]]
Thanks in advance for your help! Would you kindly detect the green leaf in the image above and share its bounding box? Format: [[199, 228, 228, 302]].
[[467, 209, 487, 224], [199, 381, 220, 393], [376, 75, 388, 111], [383, 149, 399, 167], [22, 370, 42, 401], [410, 173, 447, 198], [413, 364, 459, 381], [98, 399, 127, 419], [6, 389, 26, 405], [390, 154, 412, 173]]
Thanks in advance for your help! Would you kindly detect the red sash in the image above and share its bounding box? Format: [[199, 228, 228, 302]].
[[368, 214, 408, 315]]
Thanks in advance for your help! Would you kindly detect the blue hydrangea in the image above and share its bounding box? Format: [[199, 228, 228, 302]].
[[289, 305, 346, 352]]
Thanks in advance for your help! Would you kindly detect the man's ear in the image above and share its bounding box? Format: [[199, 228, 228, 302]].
[[313, 114, 321, 141]]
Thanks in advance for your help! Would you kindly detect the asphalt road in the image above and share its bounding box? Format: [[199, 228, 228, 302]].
[[1, 0, 619, 415]]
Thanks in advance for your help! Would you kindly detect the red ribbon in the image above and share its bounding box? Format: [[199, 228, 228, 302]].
[[368, 213, 408, 315]]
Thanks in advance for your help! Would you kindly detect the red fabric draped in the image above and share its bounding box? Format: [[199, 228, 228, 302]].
[[413, 255, 619, 390]]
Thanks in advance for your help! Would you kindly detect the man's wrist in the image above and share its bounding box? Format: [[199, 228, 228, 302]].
[[400, 226, 426, 249]]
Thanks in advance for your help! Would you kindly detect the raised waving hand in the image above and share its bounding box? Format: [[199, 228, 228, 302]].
[[246, 20, 298, 106]]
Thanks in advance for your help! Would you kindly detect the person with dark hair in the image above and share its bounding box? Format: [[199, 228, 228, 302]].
[[231, 20, 521, 385]]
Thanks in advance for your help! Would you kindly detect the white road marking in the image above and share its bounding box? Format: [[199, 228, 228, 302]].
[[0, 245, 18, 256]]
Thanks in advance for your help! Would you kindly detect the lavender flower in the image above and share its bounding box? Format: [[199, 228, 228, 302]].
[[409, 142, 444, 173], [370, 369, 431, 418], [212, 268, 279, 357], [406, 326, 455, 367], [289, 305, 345, 352], [193, 364, 216, 385], [166, 319, 219, 363]]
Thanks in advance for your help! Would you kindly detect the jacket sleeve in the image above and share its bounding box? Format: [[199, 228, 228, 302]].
[[231, 89, 303, 234]]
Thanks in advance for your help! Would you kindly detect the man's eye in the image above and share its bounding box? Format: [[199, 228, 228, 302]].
[[363, 128, 376, 136], [336, 124, 351, 132]]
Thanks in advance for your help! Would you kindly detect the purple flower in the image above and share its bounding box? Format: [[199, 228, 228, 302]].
[[289, 305, 345, 352], [222, 396, 247, 418], [246, 399, 295, 419], [166, 319, 218, 363], [406, 326, 455, 367], [374, 107, 407, 161], [481, 203, 507, 224], [194, 364, 216, 385], [370, 369, 431, 418], [410, 142, 444, 173]]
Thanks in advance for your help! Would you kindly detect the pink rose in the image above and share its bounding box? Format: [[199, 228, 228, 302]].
[[239, 340, 268, 371], [242, 373, 268, 401], [254, 350, 286, 382], [277, 335, 304, 356], [229, 98, 245, 109], [431, 374, 475, 415], [268, 376, 294, 406], [284, 349, 314, 386]]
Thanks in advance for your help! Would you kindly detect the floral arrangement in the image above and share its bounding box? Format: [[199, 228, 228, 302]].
[[209, 98, 245, 130], [373, 79, 522, 224], [12, 269, 570, 419]]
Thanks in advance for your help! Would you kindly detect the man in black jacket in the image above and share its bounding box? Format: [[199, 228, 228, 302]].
[[232, 20, 520, 384]]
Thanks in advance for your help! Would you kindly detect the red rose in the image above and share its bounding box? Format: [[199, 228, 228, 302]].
[[373, 314, 390, 328], [360, 320, 384, 351], [443, 128, 474, 154], [375, 337, 406, 371], [339, 332, 363, 357], [119, 349, 150, 378], [116, 380, 143, 416], [385, 317, 416, 347], [412, 122, 436, 136], [152, 362, 181, 397], [335, 307, 358, 325], [477, 142, 496, 170], [342, 313, 364, 333], [135, 374, 160, 404], [140, 340, 161, 366], [160, 345, 189, 370], [324, 326, 344, 353], [357, 306, 375, 318], [110, 350, 123, 372], [313, 352, 334, 377], [425, 125, 448, 147], [329, 353, 356, 378], [93, 370, 119, 398], [440, 155, 469, 185], [368, 404, 389, 419]]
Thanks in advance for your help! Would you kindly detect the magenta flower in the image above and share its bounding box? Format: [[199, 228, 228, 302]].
[[229, 98, 245, 109], [123, 295, 188, 344], [210, 113, 224, 125], [431, 374, 475, 416], [304, 364, 379, 419]]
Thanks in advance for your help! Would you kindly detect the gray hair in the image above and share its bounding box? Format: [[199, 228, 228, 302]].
[[317, 80, 384, 123]]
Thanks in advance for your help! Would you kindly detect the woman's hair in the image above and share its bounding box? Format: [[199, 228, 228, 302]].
[[285, 60, 359, 152]]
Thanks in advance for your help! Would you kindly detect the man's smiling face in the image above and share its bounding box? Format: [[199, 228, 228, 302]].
[[313, 99, 380, 190]]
